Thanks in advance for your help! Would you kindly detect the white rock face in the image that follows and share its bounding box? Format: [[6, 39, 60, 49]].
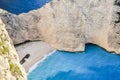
[[0, 0, 120, 54], [0, 9, 42, 44], [0, 18, 27, 80], [27, 0, 120, 53]]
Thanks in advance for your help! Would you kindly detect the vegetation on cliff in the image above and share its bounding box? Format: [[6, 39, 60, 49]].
[[0, 18, 26, 80]]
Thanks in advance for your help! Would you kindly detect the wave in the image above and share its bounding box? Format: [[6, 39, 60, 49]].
[[27, 50, 56, 75]]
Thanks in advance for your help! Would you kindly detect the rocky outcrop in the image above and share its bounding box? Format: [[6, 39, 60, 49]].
[[0, 9, 42, 44], [22, 0, 120, 54], [0, 0, 120, 54], [0, 18, 26, 80]]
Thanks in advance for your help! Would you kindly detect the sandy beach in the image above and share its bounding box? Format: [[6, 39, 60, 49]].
[[15, 41, 54, 73]]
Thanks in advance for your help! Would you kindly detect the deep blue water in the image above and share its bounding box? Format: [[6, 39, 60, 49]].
[[0, 0, 51, 14], [1, 1, 120, 80], [28, 44, 120, 80]]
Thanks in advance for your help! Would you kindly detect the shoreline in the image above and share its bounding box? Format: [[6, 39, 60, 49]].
[[15, 41, 54, 73], [27, 50, 56, 75]]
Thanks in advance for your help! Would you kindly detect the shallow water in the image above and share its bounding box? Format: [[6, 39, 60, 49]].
[[28, 44, 120, 80], [0, 0, 51, 14]]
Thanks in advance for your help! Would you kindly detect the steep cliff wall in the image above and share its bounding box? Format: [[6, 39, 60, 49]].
[[0, 9, 42, 44], [0, 18, 26, 80], [19, 0, 120, 53], [0, 0, 120, 54]]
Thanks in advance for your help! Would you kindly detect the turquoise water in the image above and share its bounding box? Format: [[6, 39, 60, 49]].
[[28, 44, 120, 80]]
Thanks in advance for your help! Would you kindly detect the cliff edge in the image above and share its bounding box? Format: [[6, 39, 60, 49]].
[[0, 18, 26, 80]]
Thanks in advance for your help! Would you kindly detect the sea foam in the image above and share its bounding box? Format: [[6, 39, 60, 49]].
[[28, 50, 56, 75]]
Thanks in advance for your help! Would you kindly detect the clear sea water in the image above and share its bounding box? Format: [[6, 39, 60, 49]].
[[0, 0, 51, 14], [0, 0, 120, 80], [28, 44, 120, 80]]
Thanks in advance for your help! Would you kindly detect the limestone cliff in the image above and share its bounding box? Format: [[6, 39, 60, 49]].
[[0, 18, 26, 80], [0, 0, 120, 54], [0, 9, 42, 44]]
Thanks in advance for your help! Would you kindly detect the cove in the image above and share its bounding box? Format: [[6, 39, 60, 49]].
[[28, 44, 120, 80], [0, 0, 120, 80]]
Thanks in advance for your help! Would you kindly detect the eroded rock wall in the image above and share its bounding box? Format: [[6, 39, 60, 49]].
[[108, 0, 120, 53], [0, 18, 26, 80], [0, 9, 42, 44], [24, 0, 119, 53]]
